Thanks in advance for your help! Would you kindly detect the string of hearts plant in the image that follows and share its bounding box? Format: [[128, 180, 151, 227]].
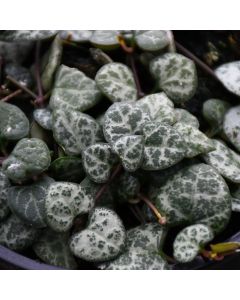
[[0, 30, 240, 269]]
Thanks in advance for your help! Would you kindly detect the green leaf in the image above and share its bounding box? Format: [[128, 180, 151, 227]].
[[203, 139, 240, 183], [41, 35, 63, 92], [215, 61, 240, 96], [135, 30, 169, 52], [70, 207, 126, 262], [0, 30, 58, 41], [33, 229, 77, 269], [7, 176, 54, 228], [142, 122, 186, 170], [100, 223, 169, 270], [0, 102, 29, 141], [136, 92, 176, 125], [50, 65, 101, 112], [0, 40, 33, 64], [60, 30, 93, 43], [223, 105, 240, 152], [173, 122, 215, 158], [0, 169, 10, 221], [82, 143, 117, 183], [45, 179, 98, 232], [231, 187, 240, 212], [33, 108, 53, 130], [90, 30, 120, 50], [52, 109, 103, 156], [95, 63, 137, 103], [0, 214, 39, 250], [2, 138, 51, 182], [175, 108, 199, 128], [150, 53, 198, 104], [173, 224, 214, 263], [151, 163, 231, 234], [103, 102, 150, 146]]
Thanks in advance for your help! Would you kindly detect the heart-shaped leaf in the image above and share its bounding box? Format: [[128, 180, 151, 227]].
[[136, 92, 176, 125], [135, 30, 169, 52], [113, 135, 144, 172], [175, 108, 199, 128], [150, 53, 198, 104], [0, 102, 29, 141], [95, 63, 137, 103], [0, 214, 39, 251], [203, 139, 240, 183], [103, 102, 150, 145], [215, 61, 240, 96], [50, 65, 101, 112], [45, 179, 98, 232], [90, 31, 120, 50], [7, 176, 54, 228], [33, 229, 77, 269], [100, 223, 169, 270], [151, 163, 231, 234], [0, 169, 10, 221], [60, 30, 93, 43], [52, 109, 103, 156], [223, 105, 240, 152], [33, 108, 53, 130], [173, 224, 214, 263], [70, 207, 126, 262], [49, 156, 85, 183], [173, 122, 215, 158], [2, 138, 51, 182], [0, 30, 58, 41], [142, 122, 186, 170], [41, 35, 63, 92], [82, 143, 117, 183]]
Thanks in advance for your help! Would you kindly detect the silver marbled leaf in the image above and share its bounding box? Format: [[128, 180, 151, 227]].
[[223, 105, 240, 152], [90, 30, 120, 50], [52, 109, 103, 156], [82, 143, 117, 183], [135, 30, 169, 52], [175, 108, 199, 128], [95, 63, 137, 103], [0, 169, 11, 221], [151, 163, 231, 234], [33, 229, 77, 269], [2, 138, 51, 182], [70, 207, 126, 262], [7, 176, 54, 228], [33, 108, 53, 130], [150, 53, 198, 104], [0, 30, 58, 42], [173, 224, 214, 263], [0, 102, 29, 141], [203, 139, 240, 183], [50, 65, 101, 112], [60, 30, 93, 43], [142, 122, 186, 170], [231, 187, 240, 212]]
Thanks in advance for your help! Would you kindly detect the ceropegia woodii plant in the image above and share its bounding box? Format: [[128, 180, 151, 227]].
[[0, 30, 239, 270]]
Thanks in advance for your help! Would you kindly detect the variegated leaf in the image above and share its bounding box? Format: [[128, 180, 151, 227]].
[[100, 223, 169, 270], [52, 109, 103, 155], [103, 102, 150, 145], [90, 30, 120, 50], [215, 61, 240, 96], [151, 163, 231, 234], [60, 30, 93, 43], [7, 176, 54, 228], [82, 143, 117, 183], [70, 207, 126, 262], [136, 92, 176, 125], [95, 63, 137, 103], [142, 122, 186, 170], [0, 169, 10, 221], [173, 122, 215, 158], [113, 135, 144, 172], [2, 138, 51, 182], [0, 214, 39, 250], [50, 65, 101, 112], [173, 224, 214, 263], [33, 108, 53, 130], [5, 63, 33, 87], [0, 30, 58, 41], [231, 187, 240, 212], [0, 102, 29, 141], [175, 108, 199, 128], [135, 30, 169, 52], [223, 105, 240, 152], [203, 139, 240, 183], [150, 53, 198, 104], [33, 229, 77, 269]]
